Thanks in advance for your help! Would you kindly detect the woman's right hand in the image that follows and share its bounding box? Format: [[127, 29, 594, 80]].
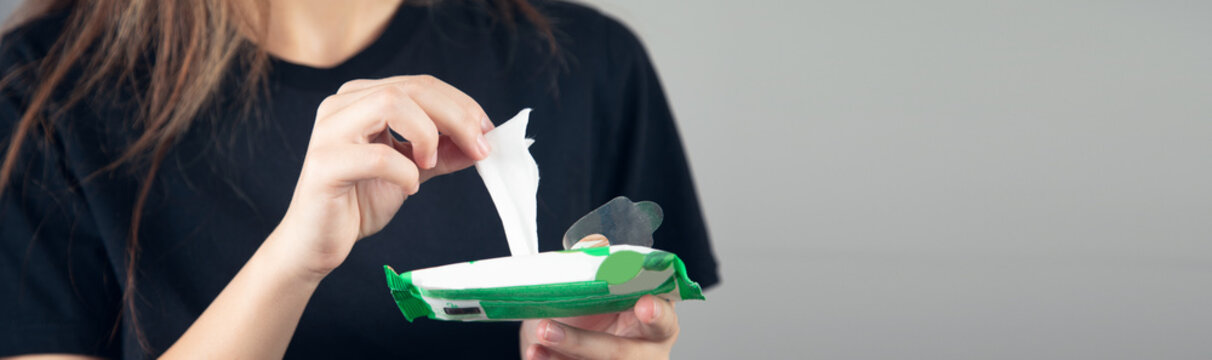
[[268, 75, 494, 280]]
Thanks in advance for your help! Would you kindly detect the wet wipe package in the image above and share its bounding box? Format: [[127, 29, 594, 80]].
[[383, 109, 705, 321]]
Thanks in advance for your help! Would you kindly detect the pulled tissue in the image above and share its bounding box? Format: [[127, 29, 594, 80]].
[[475, 108, 540, 256]]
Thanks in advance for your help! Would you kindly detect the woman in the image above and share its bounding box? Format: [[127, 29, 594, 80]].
[[0, 0, 718, 358]]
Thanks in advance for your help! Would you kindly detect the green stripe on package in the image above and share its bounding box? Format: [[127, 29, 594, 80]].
[[382, 109, 706, 322]]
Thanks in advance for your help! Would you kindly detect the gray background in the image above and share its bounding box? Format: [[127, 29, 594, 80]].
[[582, 0, 1212, 359], [5, 0, 1211, 359]]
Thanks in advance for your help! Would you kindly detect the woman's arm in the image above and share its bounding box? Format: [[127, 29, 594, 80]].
[[158, 230, 326, 359], [161, 75, 493, 358]]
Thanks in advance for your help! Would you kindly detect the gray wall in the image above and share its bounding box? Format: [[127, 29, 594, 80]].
[[583, 0, 1212, 359], [4, 0, 1210, 359]]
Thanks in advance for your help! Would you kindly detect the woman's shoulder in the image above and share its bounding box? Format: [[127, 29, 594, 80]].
[[428, 0, 648, 61], [541, 1, 632, 33], [515, 0, 656, 90], [540, 1, 650, 59]]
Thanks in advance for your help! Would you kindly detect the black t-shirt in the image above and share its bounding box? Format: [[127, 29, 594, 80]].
[[0, 2, 718, 358]]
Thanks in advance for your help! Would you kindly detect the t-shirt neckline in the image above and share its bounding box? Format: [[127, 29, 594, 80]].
[[268, 4, 426, 91]]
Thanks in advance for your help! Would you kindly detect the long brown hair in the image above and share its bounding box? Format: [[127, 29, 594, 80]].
[[0, 0, 553, 353]]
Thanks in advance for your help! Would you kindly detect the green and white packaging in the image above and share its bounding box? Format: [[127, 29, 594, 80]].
[[383, 109, 706, 322], [384, 245, 704, 321]]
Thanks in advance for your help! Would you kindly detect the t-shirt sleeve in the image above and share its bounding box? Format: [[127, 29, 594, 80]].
[[0, 55, 122, 358], [592, 16, 721, 290]]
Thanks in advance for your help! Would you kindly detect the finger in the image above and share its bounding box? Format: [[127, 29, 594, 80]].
[[336, 76, 403, 94], [408, 82, 492, 161], [634, 295, 679, 341], [315, 85, 381, 119], [339, 75, 495, 133], [392, 136, 477, 183], [344, 75, 491, 159], [536, 319, 648, 360], [381, 93, 441, 169], [328, 77, 485, 165], [309, 143, 420, 194], [313, 86, 414, 144], [417, 75, 495, 133], [525, 344, 573, 360], [316, 88, 441, 169]]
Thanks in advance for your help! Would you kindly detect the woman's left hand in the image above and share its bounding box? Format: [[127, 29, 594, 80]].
[[519, 295, 680, 360]]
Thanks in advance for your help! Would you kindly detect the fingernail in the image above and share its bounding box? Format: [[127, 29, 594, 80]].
[[480, 115, 494, 132], [477, 134, 492, 157], [428, 152, 438, 169], [541, 321, 564, 344]]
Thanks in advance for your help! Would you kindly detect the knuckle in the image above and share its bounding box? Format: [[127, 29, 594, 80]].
[[316, 97, 339, 116], [338, 78, 370, 93], [414, 126, 439, 146], [412, 74, 438, 86], [375, 86, 407, 104], [365, 144, 395, 168], [463, 105, 484, 127], [394, 81, 421, 97], [391, 81, 424, 99], [367, 90, 403, 114]]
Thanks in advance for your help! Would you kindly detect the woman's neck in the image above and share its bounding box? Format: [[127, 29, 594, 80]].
[[263, 0, 404, 68]]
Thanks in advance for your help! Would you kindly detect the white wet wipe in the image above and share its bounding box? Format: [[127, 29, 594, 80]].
[[474, 108, 539, 256]]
